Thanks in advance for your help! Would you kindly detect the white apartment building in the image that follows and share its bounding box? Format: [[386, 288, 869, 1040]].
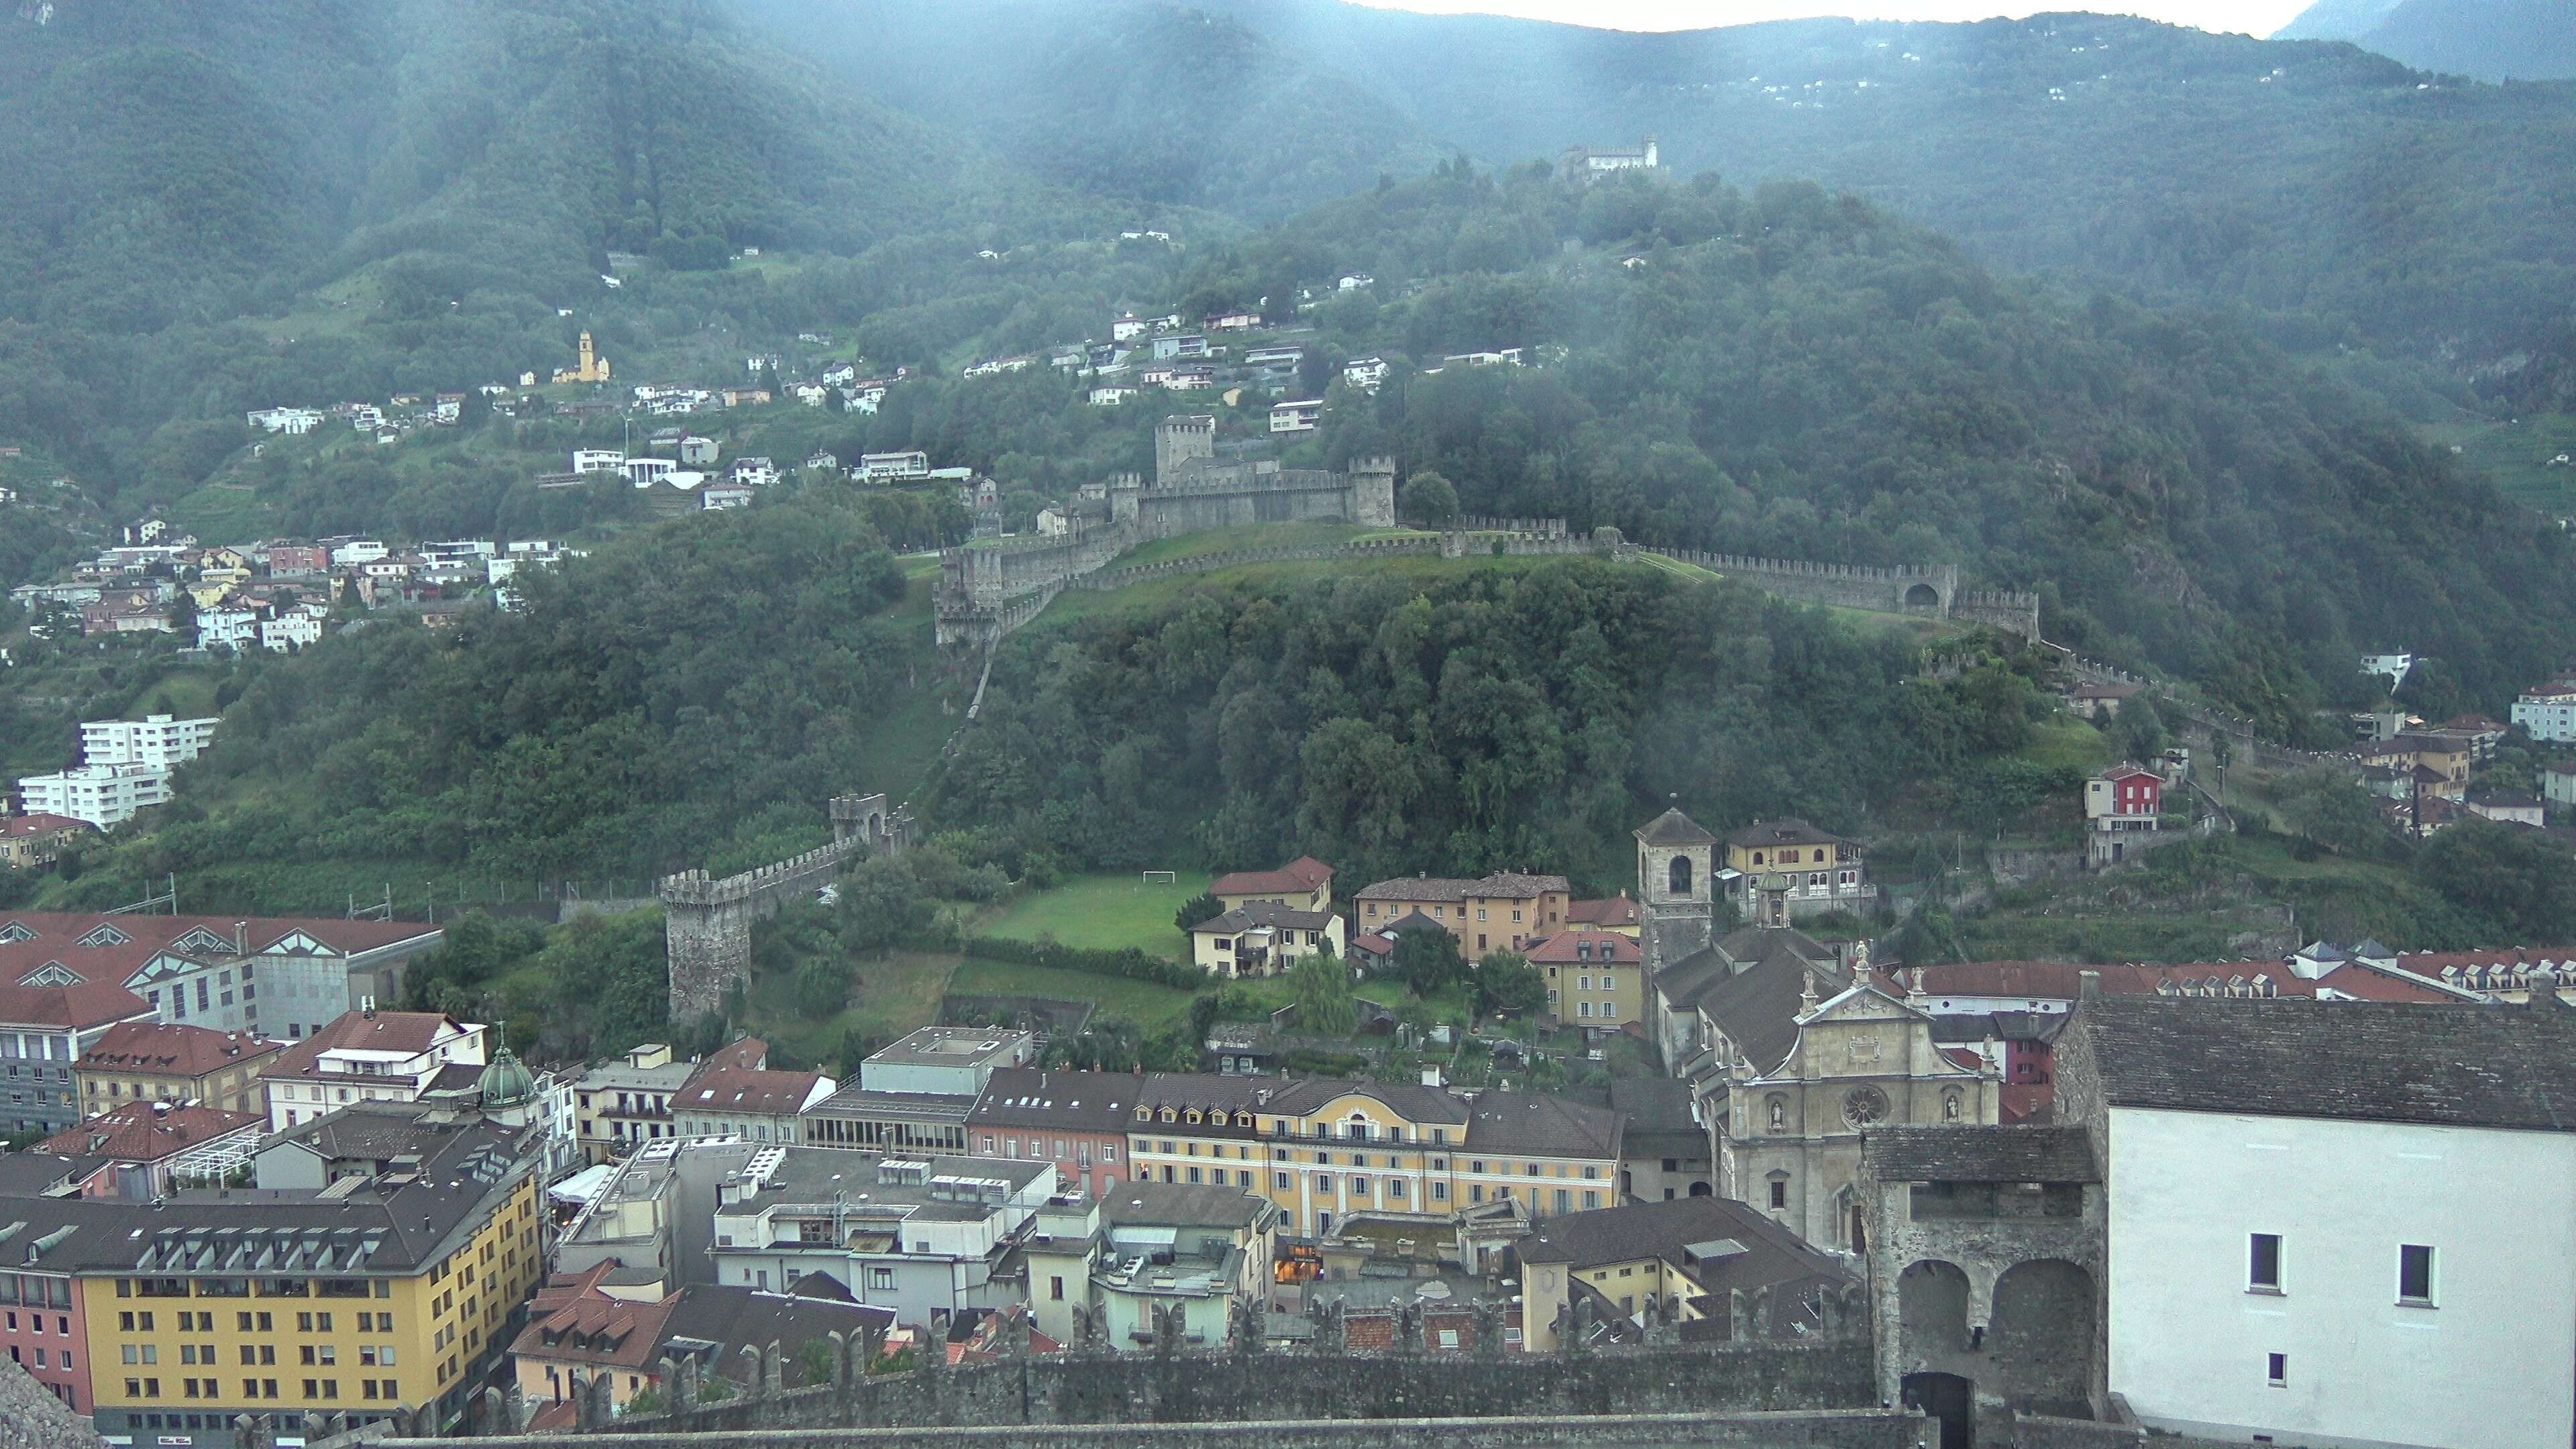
[[860, 451, 931, 481], [572, 449, 627, 474], [17, 763, 172, 828], [2059, 996, 2576, 1449], [82, 713, 216, 769], [259, 611, 323, 651], [329, 539, 388, 567], [256, 1008, 488, 1131], [1269, 399, 1324, 434], [2512, 682, 2576, 743]]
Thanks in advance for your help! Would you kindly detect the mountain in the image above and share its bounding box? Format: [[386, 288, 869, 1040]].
[[761, 0, 2576, 376], [2276, 0, 2576, 82]]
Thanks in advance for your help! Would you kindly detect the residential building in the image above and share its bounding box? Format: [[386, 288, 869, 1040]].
[[1527, 930, 1644, 1030], [2084, 764, 2171, 867], [1598, 1075, 1713, 1202], [0, 813, 93, 870], [80, 715, 216, 770], [1517, 1194, 1851, 1352], [570, 1042, 698, 1164], [72, 1110, 548, 1449], [75, 1021, 282, 1117], [1721, 819, 1875, 927], [859, 451, 931, 481], [1211, 857, 1335, 914], [1562, 138, 1660, 178], [2053, 996, 2576, 1449], [1120, 1074, 1622, 1238], [704, 1147, 1055, 1324], [1342, 357, 1389, 392], [671, 1067, 833, 1143], [1565, 894, 1641, 937], [1187, 902, 1345, 977], [35, 1100, 262, 1197], [15, 763, 174, 830], [257, 1010, 489, 1132], [1352, 871, 1572, 954], [508, 1276, 892, 1427], [2466, 790, 2546, 827], [2544, 761, 2576, 808], [1269, 399, 1324, 434], [0, 980, 157, 1134], [2063, 680, 2140, 720], [1063, 1181, 1279, 1352], [963, 1067, 1131, 1199], [1717, 957, 1998, 1253], [2512, 680, 2576, 742]]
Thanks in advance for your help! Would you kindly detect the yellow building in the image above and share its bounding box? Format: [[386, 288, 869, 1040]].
[[1517, 1195, 1855, 1351], [76, 1021, 282, 1118], [1526, 930, 1644, 1030], [1121, 1073, 1621, 1238], [80, 1118, 546, 1446], [1352, 871, 1571, 955], [552, 331, 611, 386]]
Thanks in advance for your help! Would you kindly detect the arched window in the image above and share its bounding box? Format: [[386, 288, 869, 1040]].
[[1668, 855, 1693, 896], [1752, 851, 1765, 865]]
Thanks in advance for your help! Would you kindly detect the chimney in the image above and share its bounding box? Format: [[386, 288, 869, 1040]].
[[2079, 970, 2102, 1001]]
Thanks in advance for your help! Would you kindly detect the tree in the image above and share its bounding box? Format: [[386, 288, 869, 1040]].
[[2112, 696, 2167, 765], [1398, 470, 1459, 527], [1472, 949, 1547, 1018], [2420, 819, 2576, 942], [1291, 947, 1359, 1036], [2276, 766, 2393, 858], [794, 956, 852, 1019], [836, 856, 927, 955], [792, 1338, 837, 1389], [1174, 892, 1225, 933], [1392, 926, 1466, 998]]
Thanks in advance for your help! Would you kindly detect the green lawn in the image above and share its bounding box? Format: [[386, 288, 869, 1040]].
[[972, 871, 1214, 959], [164, 484, 281, 543], [747, 949, 961, 1063], [2421, 412, 2576, 517], [2017, 716, 2112, 775], [948, 958, 1199, 1030]]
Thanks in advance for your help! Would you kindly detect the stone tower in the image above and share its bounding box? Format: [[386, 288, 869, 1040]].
[[1155, 415, 1217, 486], [1350, 458, 1397, 528], [1634, 801, 1717, 972]]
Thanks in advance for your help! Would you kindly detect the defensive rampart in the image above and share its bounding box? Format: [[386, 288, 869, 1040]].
[[659, 796, 914, 1020]]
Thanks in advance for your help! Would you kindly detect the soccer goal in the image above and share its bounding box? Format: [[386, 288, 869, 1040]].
[[1140, 869, 1179, 887]]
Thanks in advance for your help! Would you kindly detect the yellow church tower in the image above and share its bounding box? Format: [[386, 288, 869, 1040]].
[[553, 331, 610, 384]]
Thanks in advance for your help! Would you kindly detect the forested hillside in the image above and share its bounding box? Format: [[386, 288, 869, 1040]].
[[765, 0, 2576, 381], [2277, 0, 2576, 81]]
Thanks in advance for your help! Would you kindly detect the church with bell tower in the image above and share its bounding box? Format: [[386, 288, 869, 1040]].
[[1633, 801, 1716, 973]]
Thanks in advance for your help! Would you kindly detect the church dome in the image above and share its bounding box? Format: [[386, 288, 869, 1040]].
[[478, 1046, 537, 1109]]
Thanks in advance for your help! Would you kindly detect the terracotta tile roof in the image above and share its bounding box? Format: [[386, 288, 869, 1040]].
[[0, 911, 439, 959], [1211, 857, 1335, 897], [1566, 897, 1639, 929], [0, 814, 91, 839], [78, 1021, 282, 1078], [1908, 959, 2465, 1006], [260, 1010, 468, 1082], [0, 979, 155, 1030], [37, 1101, 260, 1163], [702, 1036, 769, 1072], [1527, 930, 1642, 965], [679, 1067, 825, 1118]]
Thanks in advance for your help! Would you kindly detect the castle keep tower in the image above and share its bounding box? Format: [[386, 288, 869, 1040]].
[[1351, 458, 1397, 528], [1635, 802, 1717, 972], [1155, 414, 1218, 485]]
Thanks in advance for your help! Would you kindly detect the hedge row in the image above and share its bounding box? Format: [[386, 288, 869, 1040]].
[[955, 934, 1205, 990]]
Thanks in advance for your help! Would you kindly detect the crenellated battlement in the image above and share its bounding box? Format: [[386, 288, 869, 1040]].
[[658, 797, 913, 1021]]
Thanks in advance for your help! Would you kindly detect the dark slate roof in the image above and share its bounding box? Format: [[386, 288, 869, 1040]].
[[2071, 998, 2576, 1132], [1099, 1179, 1274, 1229], [1653, 950, 1734, 1011], [662, 1283, 894, 1371], [1196, 902, 1335, 934], [1714, 927, 1835, 972], [1462, 1091, 1623, 1160], [1634, 807, 1717, 847], [1519, 1196, 1851, 1335], [1696, 952, 1848, 1075], [1862, 1126, 2099, 1184], [1724, 818, 1854, 851], [967, 1068, 1140, 1132]]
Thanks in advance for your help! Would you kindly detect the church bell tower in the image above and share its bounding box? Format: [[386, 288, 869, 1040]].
[[1634, 799, 1716, 973]]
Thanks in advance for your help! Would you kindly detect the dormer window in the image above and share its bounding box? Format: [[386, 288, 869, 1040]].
[[1159, 1108, 1176, 1124], [1184, 1109, 1203, 1124]]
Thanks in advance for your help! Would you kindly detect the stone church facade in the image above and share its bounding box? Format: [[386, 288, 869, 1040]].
[[1631, 804, 2000, 1256]]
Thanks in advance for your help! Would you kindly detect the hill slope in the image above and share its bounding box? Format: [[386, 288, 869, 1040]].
[[2277, 0, 2576, 80]]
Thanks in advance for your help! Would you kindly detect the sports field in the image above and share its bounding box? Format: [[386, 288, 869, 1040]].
[[973, 871, 1214, 959]]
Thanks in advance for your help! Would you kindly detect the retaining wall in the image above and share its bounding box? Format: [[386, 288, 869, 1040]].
[[388, 1410, 1921, 1449]]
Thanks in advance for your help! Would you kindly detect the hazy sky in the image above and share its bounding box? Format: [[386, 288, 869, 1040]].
[[1349, 0, 2312, 39]]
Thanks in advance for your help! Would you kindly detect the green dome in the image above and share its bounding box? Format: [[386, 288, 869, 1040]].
[[478, 1046, 537, 1109]]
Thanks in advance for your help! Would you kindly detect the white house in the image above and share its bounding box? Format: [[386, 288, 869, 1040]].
[[257, 1009, 488, 1132], [624, 457, 676, 486], [1343, 357, 1389, 392], [246, 407, 323, 435], [259, 610, 323, 652], [860, 451, 930, 481], [83, 714, 216, 769], [2057, 995, 2576, 1449], [1337, 274, 1374, 292], [1269, 399, 1324, 435], [197, 606, 263, 653], [572, 449, 627, 474], [2512, 682, 2576, 743], [680, 435, 718, 466], [15, 763, 173, 829]]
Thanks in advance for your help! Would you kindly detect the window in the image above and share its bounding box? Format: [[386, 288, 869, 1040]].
[[2398, 1244, 2435, 1305], [2266, 1353, 2287, 1387], [1669, 856, 1693, 894], [2248, 1233, 2282, 1293], [1050, 1278, 1065, 1302], [1768, 1180, 1787, 1210]]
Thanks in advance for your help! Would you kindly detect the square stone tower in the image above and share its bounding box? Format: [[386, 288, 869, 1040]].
[[1635, 801, 1717, 971], [1155, 415, 1217, 485]]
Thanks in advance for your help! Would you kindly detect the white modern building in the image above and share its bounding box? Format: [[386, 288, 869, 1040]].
[[1269, 399, 1324, 434], [81, 713, 216, 769], [2058, 995, 2576, 1449], [572, 449, 627, 474], [2512, 682, 2576, 743], [256, 1008, 489, 1131], [860, 451, 931, 481], [15, 764, 173, 828], [859, 1027, 1035, 1097], [258, 610, 323, 652]]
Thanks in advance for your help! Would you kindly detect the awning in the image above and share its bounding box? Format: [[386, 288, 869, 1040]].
[[547, 1163, 618, 1205]]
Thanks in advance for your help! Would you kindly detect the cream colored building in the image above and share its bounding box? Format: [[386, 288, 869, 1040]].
[[1719, 964, 1998, 1254], [1187, 902, 1344, 977]]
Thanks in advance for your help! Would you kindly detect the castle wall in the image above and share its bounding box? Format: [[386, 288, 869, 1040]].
[[660, 798, 912, 1021]]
